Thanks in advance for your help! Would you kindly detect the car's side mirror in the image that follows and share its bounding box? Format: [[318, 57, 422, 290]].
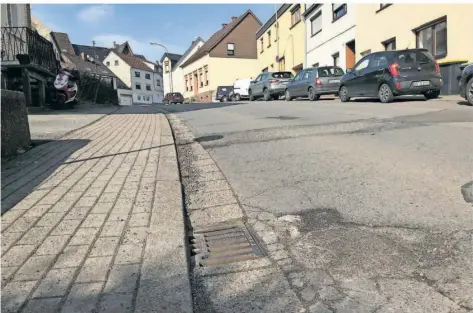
[[250, 80, 255, 84], [346, 68, 352, 73]]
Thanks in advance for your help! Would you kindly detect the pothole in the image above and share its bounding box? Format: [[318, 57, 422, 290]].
[[194, 135, 224, 142], [265, 116, 300, 120]]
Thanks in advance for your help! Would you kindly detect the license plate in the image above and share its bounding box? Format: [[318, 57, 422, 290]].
[[329, 79, 340, 84], [413, 81, 430, 87]]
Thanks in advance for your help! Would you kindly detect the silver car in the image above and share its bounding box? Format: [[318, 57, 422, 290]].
[[285, 66, 344, 101], [249, 71, 294, 101]]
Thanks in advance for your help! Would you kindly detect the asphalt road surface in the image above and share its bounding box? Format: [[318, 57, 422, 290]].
[[165, 95, 473, 312]]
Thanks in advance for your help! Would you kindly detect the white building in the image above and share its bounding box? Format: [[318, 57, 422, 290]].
[[161, 37, 205, 95], [303, 3, 356, 71], [104, 50, 164, 105]]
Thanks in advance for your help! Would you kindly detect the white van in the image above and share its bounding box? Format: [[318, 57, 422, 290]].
[[232, 78, 252, 101]]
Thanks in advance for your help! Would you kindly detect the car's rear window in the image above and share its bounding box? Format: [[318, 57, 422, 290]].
[[171, 93, 182, 97], [395, 50, 435, 65], [317, 67, 345, 77], [272, 72, 293, 79], [217, 86, 232, 92]]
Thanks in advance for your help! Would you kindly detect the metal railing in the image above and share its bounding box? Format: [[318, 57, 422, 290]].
[[1, 27, 57, 74]]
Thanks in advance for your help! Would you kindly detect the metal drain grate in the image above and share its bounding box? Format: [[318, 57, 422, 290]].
[[191, 222, 265, 267]]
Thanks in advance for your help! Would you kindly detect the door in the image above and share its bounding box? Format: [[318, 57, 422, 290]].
[[364, 53, 390, 96], [120, 95, 132, 106], [251, 74, 263, 96], [256, 74, 268, 95], [344, 54, 373, 96], [299, 70, 312, 96], [346, 40, 356, 70], [288, 71, 303, 96]]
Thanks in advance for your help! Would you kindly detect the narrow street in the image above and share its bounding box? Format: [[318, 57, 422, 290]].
[[164, 96, 473, 312]]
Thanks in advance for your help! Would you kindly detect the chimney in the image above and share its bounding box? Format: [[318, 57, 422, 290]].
[[231, 16, 238, 22], [80, 52, 85, 60], [222, 23, 227, 28]]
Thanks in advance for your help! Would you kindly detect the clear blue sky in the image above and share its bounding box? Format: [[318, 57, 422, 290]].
[[32, 4, 275, 62]]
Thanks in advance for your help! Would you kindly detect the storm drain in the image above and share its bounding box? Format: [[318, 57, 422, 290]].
[[190, 222, 265, 267]]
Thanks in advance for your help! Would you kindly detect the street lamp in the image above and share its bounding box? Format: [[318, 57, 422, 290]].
[[150, 42, 173, 94]]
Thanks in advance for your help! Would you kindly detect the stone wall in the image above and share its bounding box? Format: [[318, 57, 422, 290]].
[[1, 90, 31, 158]]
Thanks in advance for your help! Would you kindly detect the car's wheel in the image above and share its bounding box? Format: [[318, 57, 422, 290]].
[[263, 88, 271, 101], [234, 93, 241, 101], [378, 83, 394, 103], [249, 90, 254, 101], [308, 87, 320, 101], [339, 86, 350, 102], [285, 90, 292, 101], [464, 77, 473, 105], [423, 89, 441, 100], [222, 96, 228, 102]]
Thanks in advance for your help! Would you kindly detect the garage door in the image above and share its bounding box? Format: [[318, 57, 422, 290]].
[[120, 96, 132, 106]]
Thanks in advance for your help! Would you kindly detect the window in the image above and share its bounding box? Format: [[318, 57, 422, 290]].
[[291, 5, 301, 26], [147, 96, 150, 101], [414, 17, 447, 59], [360, 49, 371, 57], [353, 55, 372, 72], [145, 73, 151, 79], [157, 80, 161, 86], [146, 84, 151, 91], [267, 31, 271, 47], [205, 68, 208, 86], [227, 43, 235, 56], [138, 95, 141, 100], [114, 60, 119, 66], [164, 61, 169, 73], [383, 37, 396, 51], [7, 4, 19, 26], [370, 54, 390, 68], [260, 38, 264, 52], [293, 72, 303, 81], [332, 52, 340, 67], [311, 12, 322, 36], [200, 72, 203, 87], [303, 71, 311, 80], [135, 83, 141, 90], [135, 71, 140, 78], [332, 3, 347, 22], [106, 61, 110, 66]]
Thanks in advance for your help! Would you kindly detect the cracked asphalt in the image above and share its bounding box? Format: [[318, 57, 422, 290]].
[[165, 96, 473, 312]]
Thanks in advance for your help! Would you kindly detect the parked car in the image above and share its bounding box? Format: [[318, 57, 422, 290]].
[[231, 78, 252, 101], [285, 66, 344, 101], [459, 63, 473, 105], [215, 86, 233, 102], [249, 71, 294, 101], [164, 92, 184, 104], [339, 49, 443, 103]]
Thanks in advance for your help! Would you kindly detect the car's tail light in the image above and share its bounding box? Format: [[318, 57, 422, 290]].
[[269, 79, 280, 83], [315, 78, 322, 86], [434, 61, 440, 73], [388, 62, 400, 77]]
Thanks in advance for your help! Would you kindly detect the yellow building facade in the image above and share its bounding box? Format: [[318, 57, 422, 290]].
[[355, 4, 473, 63], [256, 4, 306, 74]]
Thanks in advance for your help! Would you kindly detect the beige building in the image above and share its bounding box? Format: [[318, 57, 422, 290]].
[[179, 10, 262, 101], [256, 4, 306, 74], [356, 4, 473, 63]]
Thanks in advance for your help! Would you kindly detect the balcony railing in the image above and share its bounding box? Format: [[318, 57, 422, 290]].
[[1, 27, 57, 74]]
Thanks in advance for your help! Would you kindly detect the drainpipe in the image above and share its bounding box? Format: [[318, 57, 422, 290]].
[[303, 10, 307, 68], [275, 4, 279, 70]]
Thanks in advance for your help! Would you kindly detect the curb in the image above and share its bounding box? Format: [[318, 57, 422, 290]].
[[135, 113, 194, 313]]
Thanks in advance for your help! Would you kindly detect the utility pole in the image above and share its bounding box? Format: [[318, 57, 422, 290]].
[[150, 42, 172, 94]]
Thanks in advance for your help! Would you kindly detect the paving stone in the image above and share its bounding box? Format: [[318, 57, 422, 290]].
[[6, 216, 39, 232], [91, 202, 114, 214], [0, 209, 26, 229], [22, 298, 63, 313], [75, 196, 98, 207], [69, 227, 100, 246], [2, 245, 36, 267], [97, 292, 133, 313], [65, 206, 91, 220], [98, 192, 118, 203], [36, 193, 63, 205], [114, 243, 144, 264], [319, 286, 343, 301], [89, 237, 120, 257], [22, 205, 51, 217], [133, 201, 152, 213], [32, 267, 76, 298], [49, 199, 75, 212], [61, 282, 103, 313], [309, 302, 333, 313], [51, 219, 82, 235], [54, 245, 89, 268], [36, 212, 64, 227], [292, 278, 305, 288], [1, 280, 37, 313], [101, 220, 126, 237], [103, 264, 140, 293], [128, 213, 150, 227], [123, 227, 148, 245], [82, 214, 107, 228], [14, 254, 55, 281], [300, 286, 317, 302], [1, 266, 17, 287], [2, 231, 26, 250], [36, 235, 71, 255], [76, 256, 112, 283]]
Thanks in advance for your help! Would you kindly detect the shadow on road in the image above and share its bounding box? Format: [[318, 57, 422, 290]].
[[457, 100, 472, 107], [1, 139, 90, 214]]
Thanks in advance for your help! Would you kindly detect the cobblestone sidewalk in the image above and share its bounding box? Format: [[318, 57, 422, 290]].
[[1, 107, 192, 313]]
